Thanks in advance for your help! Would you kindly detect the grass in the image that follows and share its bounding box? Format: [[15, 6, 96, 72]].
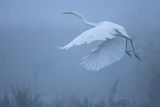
[[0, 80, 159, 107], [0, 86, 44, 107]]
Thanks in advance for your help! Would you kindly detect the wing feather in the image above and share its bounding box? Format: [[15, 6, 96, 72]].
[[81, 37, 125, 71], [60, 23, 117, 50]]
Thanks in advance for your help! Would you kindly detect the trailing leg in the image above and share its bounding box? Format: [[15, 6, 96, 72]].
[[115, 30, 140, 59], [128, 39, 141, 60], [125, 39, 132, 57]]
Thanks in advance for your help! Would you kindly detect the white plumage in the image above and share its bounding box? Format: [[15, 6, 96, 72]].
[[60, 11, 140, 71], [81, 37, 125, 71]]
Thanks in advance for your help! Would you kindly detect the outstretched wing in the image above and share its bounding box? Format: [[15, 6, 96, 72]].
[[60, 23, 117, 50], [81, 37, 125, 71]]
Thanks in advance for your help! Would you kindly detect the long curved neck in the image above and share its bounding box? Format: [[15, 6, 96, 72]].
[[73, 12, 98, 27]]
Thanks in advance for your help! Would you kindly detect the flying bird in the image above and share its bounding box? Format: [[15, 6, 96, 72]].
[[60, 11, 140, 71]]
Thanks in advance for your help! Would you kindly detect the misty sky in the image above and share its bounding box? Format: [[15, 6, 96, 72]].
[[0, 0, 160, 102]]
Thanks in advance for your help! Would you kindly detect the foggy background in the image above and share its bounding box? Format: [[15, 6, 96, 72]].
[[0, 0, 160, 104]]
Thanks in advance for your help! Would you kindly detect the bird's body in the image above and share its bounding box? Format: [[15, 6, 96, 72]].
[[60, 11, 140, 71]]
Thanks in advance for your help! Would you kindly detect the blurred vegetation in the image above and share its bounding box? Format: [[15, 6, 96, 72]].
[[0, 79, 159, 107], [1, 52, 160, 107], [0, 86, 44, 107]]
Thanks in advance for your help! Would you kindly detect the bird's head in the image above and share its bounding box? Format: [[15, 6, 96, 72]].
[[62, 10, 98, 27], [62, 11, 81, 17]]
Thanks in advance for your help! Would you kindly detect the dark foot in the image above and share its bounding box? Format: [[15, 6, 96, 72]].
[[126, 50, 132, 57], [134, 53, 141, 60]]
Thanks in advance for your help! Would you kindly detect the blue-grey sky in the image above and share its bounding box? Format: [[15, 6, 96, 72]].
[[0, 0, 160, 102]]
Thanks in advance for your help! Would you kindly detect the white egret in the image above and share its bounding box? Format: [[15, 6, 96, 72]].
[[60, 11, 140, 71]]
